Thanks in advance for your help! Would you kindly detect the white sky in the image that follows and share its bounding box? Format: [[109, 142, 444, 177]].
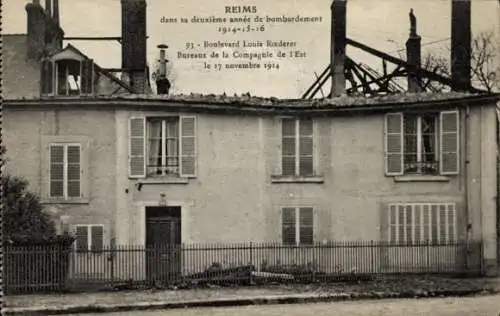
[[3, 0, 499, 98]]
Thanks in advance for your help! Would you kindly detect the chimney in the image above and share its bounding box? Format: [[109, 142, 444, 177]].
[[451, 0, 471, 91], [121, 0, 148, 94], [330, 0, 347, 97], [26, 1, 47, 59], [53, 0, 59, 25], [26, 0, 63, 60], [406, 9, 422, 92], [156, 44, 171, 95]]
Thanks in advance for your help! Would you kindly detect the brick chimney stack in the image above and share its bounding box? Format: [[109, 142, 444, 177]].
[[406, 9, 422, 92], [451, 0, 471, 91], [53, 0, 60, 25], [121, 0, 148, 94], [330, 0, 347, 97], [26, 0, 63, 60]]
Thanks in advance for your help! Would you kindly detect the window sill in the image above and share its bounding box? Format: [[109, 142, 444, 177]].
[[42, 198, 89, 205], [271, 175, 324, 184], [394, 175, 450, 182], [139, 177, 189, 185]]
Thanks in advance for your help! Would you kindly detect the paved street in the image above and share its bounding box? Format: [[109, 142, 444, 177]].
[[69, 294, 500, 316]]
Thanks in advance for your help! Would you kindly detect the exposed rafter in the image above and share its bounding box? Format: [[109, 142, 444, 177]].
[[302, 38, 486, 99]]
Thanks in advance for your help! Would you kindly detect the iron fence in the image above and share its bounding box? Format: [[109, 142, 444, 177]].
[[4, 240, 483, 294]]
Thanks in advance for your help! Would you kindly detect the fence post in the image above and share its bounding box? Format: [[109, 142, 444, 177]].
[[249, 241, 253, 266], [249, 242, 255, 285], [109, 237, 116, 287]]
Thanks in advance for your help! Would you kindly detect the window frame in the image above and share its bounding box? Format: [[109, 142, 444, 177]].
[[281, 207, 314, 246], [403, 113, 440, 175], [74, 224, 105, 254], [49, 143, 82, 200], [146, 116, 181, 177], [280, 117, 315, 177]]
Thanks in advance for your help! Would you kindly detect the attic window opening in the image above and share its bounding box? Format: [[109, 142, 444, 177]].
[[41, 57, 94, 96], [57, 59, 82, 96]]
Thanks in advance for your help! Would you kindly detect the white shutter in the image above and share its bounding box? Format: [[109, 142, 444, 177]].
[[67, 145, 81, 198], [180, 116, 197, 177], [299, 119, 314, 176], [49, 145, 65, 198], [439, 110, 460, 175], [281, 208, 296, 245], [90, 225, 104, 252], [384, 113, 404, 176], [129, 117, 146, 178], [281, 118, 296, 176], [75, 226, 89, 252], [299, 207, 314, 245]]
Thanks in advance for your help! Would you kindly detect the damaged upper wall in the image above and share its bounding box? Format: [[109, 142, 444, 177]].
[[2, 0, 136, 99]]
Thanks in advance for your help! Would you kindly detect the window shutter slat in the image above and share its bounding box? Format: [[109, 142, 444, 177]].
[[90, 226, 104, 252], [49, 145, 64, 197], [67, 145, 81, 198], [385, 113, 404, 175], [180, 116, 197, 177], [41, 59, 54, 95], [282, 208, 296, 245], [299, 207, 314, 245], [129, 117, 146, 178], [439, 110, 459, 175], [81, 59, 94, 95]]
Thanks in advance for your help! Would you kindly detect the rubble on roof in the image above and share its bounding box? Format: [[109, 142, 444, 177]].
[[89, 91, 482, 107]]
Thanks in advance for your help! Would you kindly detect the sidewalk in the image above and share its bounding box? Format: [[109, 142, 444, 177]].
[[5, 276, 500, 315]]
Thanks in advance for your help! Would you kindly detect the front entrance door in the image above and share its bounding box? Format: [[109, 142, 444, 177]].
[[146, 206, 181, 283]]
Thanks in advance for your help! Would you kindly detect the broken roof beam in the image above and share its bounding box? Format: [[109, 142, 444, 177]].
[[346, 38, 485, 93], [302, 65, 330, 99]]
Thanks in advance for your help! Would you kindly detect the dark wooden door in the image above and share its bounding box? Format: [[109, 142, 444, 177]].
[[146, 206, 181, 283]]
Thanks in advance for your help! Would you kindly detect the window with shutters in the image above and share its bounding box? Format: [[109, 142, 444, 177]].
[[384, 110, 459, 176], [41, 58, 94, 96], [129, 116, 197, 178], [49, 144, 81, 200], [281, 118, 314, 177], [282, 207, 314, 246], [75, 225, 104, 253], [387, 203, 457, 245]]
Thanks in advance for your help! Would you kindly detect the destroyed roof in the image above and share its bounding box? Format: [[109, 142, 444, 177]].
[[51, 44, 134, 93], [6, 91, 499, 115]]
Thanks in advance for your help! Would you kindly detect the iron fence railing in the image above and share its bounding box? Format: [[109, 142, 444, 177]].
[[4, 240, 483, 294]]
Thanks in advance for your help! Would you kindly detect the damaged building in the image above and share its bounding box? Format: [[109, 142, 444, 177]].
[[2, 0, 500, 285]]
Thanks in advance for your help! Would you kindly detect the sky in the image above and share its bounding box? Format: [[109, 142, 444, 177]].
[[3, 0, 499, 98]]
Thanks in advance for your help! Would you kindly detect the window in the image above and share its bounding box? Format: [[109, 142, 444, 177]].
[[385, 110, 459, 176], [56, 59, 81, 95], [50, 144, 81, 199], [129, 116, 197, 178], [387, 203, 456, 244], [41, 58, 94, 96], [147, 117, 180, 176], [281, 118, 314, 176], [75, 225, 104, 253], [282, 207, 314, 245], [403, 113, 438, 175]]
